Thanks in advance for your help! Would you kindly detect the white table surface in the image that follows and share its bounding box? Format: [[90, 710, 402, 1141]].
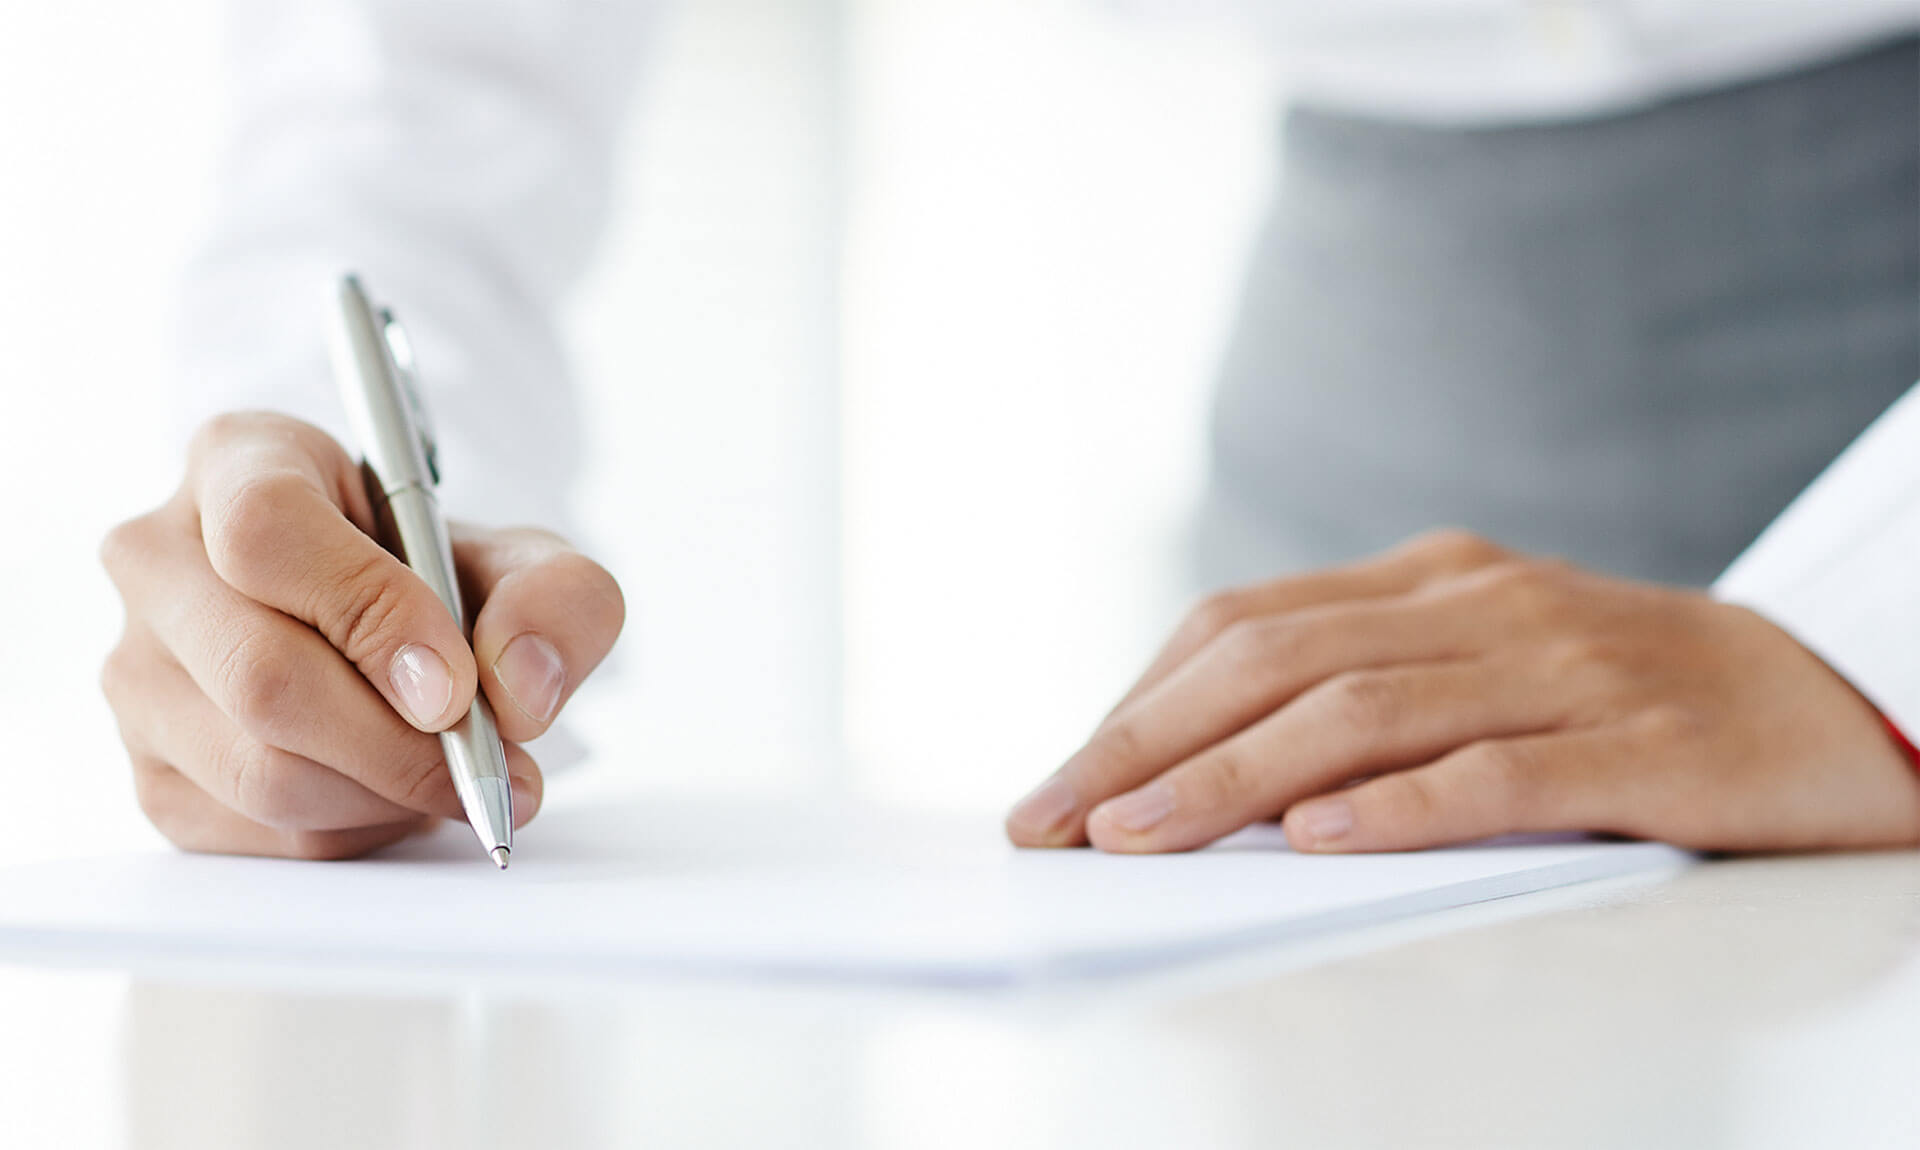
[[5, 847, 1919, 1150]]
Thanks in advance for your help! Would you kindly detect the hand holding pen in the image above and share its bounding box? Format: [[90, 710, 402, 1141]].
[[97, 282, 625, 863]]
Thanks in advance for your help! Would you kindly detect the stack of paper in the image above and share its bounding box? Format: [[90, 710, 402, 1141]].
[[0, 794, 1686, 983]]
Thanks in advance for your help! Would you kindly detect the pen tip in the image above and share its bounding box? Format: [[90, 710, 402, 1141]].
[[490, 846, 510, 871]]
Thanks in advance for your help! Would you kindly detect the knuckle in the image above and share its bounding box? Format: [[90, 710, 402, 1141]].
[[214, 628, 302, 743], [1458, 740, 1538, 821], [1474, 559, 1566, 616], [205, 473, 309, 590], [1091, 717, 1148, 768], [222, 741, 305, 829], [187, 411, 263, 463], [1635, 704, 1706, 746], [126, 758, 201, 850], [1211, 617, 1304, 699], [1219, 616, 1294, 668], [98, 514, 157, 585], [1405, 528, 1504, 572], [1184, 589, 1250, 643], [98, 640, 138, 711], [1383, 770, 1441, 823], [392, 742, 458, 813], [329, 556, 418, 663], [189, 411, 318, 466], [97, 522, 129, 581], [1196, 747, 1260, 807], [126, 755, 167, 814], [1478, 557, 1543, 590], [1320, 669, 1407, 734], [1540, 635, 1620, 678]]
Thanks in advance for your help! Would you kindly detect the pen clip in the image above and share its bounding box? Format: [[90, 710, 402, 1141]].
[[379, 307, 441, 488]]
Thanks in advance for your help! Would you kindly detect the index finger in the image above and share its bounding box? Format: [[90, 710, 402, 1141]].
[[1009, 592, 1489, 847], [1104, 529, 1506, 718], [453, 525, 626, 743], [188, 413, 478, 732]]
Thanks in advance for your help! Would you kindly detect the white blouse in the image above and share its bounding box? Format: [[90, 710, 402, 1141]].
[[173, 0, 1920, 737]]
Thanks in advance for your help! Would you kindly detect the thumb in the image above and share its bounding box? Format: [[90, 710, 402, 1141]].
[[454, 525, 626, 743], [190, 413, 479, 731]]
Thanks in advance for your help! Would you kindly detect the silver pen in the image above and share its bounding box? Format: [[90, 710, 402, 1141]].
[[328, 274, 515, 869]]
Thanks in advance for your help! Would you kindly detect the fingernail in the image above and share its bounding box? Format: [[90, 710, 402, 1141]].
[[494, 633, 566, 723], [390, 644, 453, 727], [1100, 782, 1176, 834], [1293, 798, 1354, 847], [1009, 775, 1079, 838]]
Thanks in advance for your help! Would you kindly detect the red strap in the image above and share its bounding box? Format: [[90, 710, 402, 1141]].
[[1882, 714, 1920, 773]]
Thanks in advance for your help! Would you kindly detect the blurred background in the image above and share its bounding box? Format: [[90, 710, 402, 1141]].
[[0, 0, 1281, 862]]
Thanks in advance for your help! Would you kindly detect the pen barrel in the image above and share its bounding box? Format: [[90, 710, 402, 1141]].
[[442, 710, 513, 832], [381, 484, 465, 627], [333, 276, 511, 861], [385, 486, 514, 851], [332, 276, 439, 494]]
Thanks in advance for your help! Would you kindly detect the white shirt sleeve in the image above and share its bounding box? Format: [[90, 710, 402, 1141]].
[[173, 0, 660, 528], [1715, 382, 1920, 735]]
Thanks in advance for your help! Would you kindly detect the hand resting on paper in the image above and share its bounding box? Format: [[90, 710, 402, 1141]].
[[100, 412, 625, 860], [1007, 530, 1920, 855]]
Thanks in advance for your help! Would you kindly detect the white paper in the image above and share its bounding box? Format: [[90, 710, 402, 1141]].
[[0, 794, 1687, 984]]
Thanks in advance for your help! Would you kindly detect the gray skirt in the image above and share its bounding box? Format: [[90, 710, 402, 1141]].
[[1199, 36, 1920, 589]]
